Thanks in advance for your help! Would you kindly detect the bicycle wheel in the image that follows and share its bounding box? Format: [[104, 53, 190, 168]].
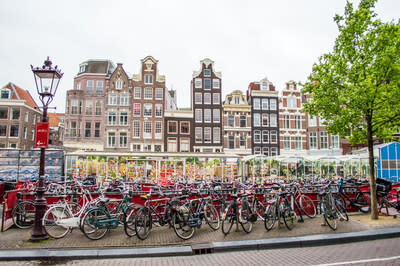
[[253, 199, 266, 221], [204, 204, 220, 230], [43, 206, 71, 239], [264, 204, 276, 231], [334, 194, 347, 210], [12, 201, 35, 229], [221, 203, 235, 235], [240, 202, 253, 233], [358, 193, 371, 213], [299, 195, 316, 218], [124, 205, 140, 237], [322, 201, 337, 230], [335, 201, 349, 222], [172, 211, 195, 240], [135, 207, 152, 240], [281, 201, 295, 230], [81, 208, 109, 240]]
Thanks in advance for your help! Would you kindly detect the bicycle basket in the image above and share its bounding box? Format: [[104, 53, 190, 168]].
[[376, 178, 392, 194], [177, 205, 190, 215]]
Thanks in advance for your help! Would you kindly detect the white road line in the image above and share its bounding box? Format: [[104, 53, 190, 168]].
[[312, 255, 400, 266]]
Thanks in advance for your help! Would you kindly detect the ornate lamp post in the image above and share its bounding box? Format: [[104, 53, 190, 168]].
[[29, 57, 63, 241]]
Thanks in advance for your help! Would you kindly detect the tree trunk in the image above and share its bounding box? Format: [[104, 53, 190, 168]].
[[367, 119, 378, 220]]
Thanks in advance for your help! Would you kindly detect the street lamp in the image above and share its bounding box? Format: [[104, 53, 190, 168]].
[[29, 57, 63, 241]]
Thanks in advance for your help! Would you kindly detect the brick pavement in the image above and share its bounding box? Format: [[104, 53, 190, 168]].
[[0, 215, 399, 250]]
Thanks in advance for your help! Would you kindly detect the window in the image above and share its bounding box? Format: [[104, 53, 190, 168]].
[[155, 121, 162, 139], [240, 136, 246, 147], [85, 100, 93, 115], [204, 109, 211, 122], [134, 87, 141, 99], [0, 125, 6, 136], [262, 114, 269, 127], [108, 112, 116, 125], [262, 99, 268, 110], [261, 81, 269, 91], [180, 138, 190, 152], [254, 130, 261, 143], [195, 93, 202, 104], [1, 89, 11, 99], [25, 111, 29, 122], [132, 144, 141, 151], [119, 132, 127, 148], [309, 132, 318, 149], [95, 100, 102, 115], [331, 135, 339, 149], [262, 130, 269, 143], [22, 127, 26, 139], [79, 64, 86, 73], [263, 147, 269, 156], [235, 97, 240, 104], [308, 115, 317, 127], [181, 121, 190, 134], [204, 127, 211, 143], [155, 88, 163, 100], [195, 109, 202, 122], [144, 75, 153, 84], [320, 132, 328, 149], [85, 122, 91, 138], [289, 84, 294, 90], [134, 103, 141, 116], [270, 147, 277, 156], [120, 94, 129, 106], [168, 121, 178, 133], [133, 121, 140, 138], [213, 93, 220, 104], [144, 88, 153, 99], [94, 122, 100, 138], [195, 78, 202, 88], [228, 115, 235, 127], [295, 136, 302, 150], [195, 127, 202, 143], [108, 94, 117, 105], [115, 79, 123, 90], [254, 147, 261, 155], [143, 104, 152, 116], [270, 114, 277, 127], [284, 136, 290, 150], [213, 109, 220, 123], [213, 79, 220, 89], [213, 127, 220, 143], [253, 114, 260, 127], [155, 145, 162, 152], [71, 100, 78, 114], [284, 115, 290, 128], [11, 108, 20, 120], [108, 132, 116, 147], [270, 130, 277, 143], [295, 115, 301, 129], [96, 81, 103, 93], [204, 93, 211, 104], [79, 100, 83, 114], [270, 99, 277, 110], [143, 121, 152, 138], [287, 97, 297, 108], [204, 69, 211, 77], [120, 112, 128, 125], [229, 136, 235, 149], [253, 98, 260, 110], [167, 138, 177, 152], [10, 125, 19, 137], [76, 82, 81, 90], [204, 79, 211, 90], [240, 115, 246, 127], [155, 104, 162, 117], [87, 80, 94, 93], [70, 121, 77, 137]]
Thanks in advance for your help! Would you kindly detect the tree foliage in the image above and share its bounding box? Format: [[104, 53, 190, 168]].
[[302, 0, 400, 219]]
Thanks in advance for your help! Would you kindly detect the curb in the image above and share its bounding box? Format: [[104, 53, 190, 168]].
[[0, 228, 399, 261]]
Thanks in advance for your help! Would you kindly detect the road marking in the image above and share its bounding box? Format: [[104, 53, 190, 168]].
[[313, 255, 400, 266]]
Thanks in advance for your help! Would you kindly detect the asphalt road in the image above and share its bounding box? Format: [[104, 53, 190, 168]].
[[2, 237, 400, 266]]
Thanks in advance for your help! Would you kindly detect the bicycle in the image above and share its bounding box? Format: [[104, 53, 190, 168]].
[[11, 192, 36, 229], [319, 182, 347, 230], [335, 177, 370, 213]]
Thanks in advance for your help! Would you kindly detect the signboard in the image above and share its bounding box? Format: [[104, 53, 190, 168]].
[[35, 122, 49, 148]]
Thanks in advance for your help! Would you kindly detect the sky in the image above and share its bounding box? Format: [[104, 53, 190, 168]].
[[0, 0, 399, 111]]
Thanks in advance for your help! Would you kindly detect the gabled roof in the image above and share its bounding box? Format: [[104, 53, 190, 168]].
[[48, 113, 61, 127], [3, 82, 39, 109]]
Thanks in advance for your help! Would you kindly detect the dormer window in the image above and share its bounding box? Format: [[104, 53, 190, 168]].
[[262, 82, 269, 90], [79, 64, 87, 73], [204, 69, 211, 77], [116, 79, 123, 90], [1, 89, 11, 99], [289, 84, 294, 90], [144, 74, 153, 84]]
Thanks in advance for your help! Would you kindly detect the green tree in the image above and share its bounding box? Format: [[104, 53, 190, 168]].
[[302, 0, 400, 219]]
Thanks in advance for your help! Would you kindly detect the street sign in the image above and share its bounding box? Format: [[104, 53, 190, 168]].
[[35, 122, 49, 148]]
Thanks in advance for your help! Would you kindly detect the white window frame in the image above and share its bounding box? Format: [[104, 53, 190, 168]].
[[204, 127, 212, 143], [195, 78, 202, 88], [213, 79, 220, 89], [133, 121, 140, 138], [144, 74, 153, 84], [120, 94, 129, 106], [143, 104, 152, 117], [195, 93, 202, 104], [195, 127, 202, 143], [253, 98, 260, 110], [195, 109, 202, 123], [213, 109, 220, 123], [108, 94, 117, 105], [204, 109, 211, 123], [213, 127, 220, 143], [144, 88, 153, 99], [253, 113, 260, 127], [270, 99, 277, 110], [204, 93, 211, 104], [155, 88, 163, 100], [134, 87, 141, 99]]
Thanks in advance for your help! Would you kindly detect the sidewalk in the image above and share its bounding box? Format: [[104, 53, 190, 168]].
[[0, 214, 399, 260]]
